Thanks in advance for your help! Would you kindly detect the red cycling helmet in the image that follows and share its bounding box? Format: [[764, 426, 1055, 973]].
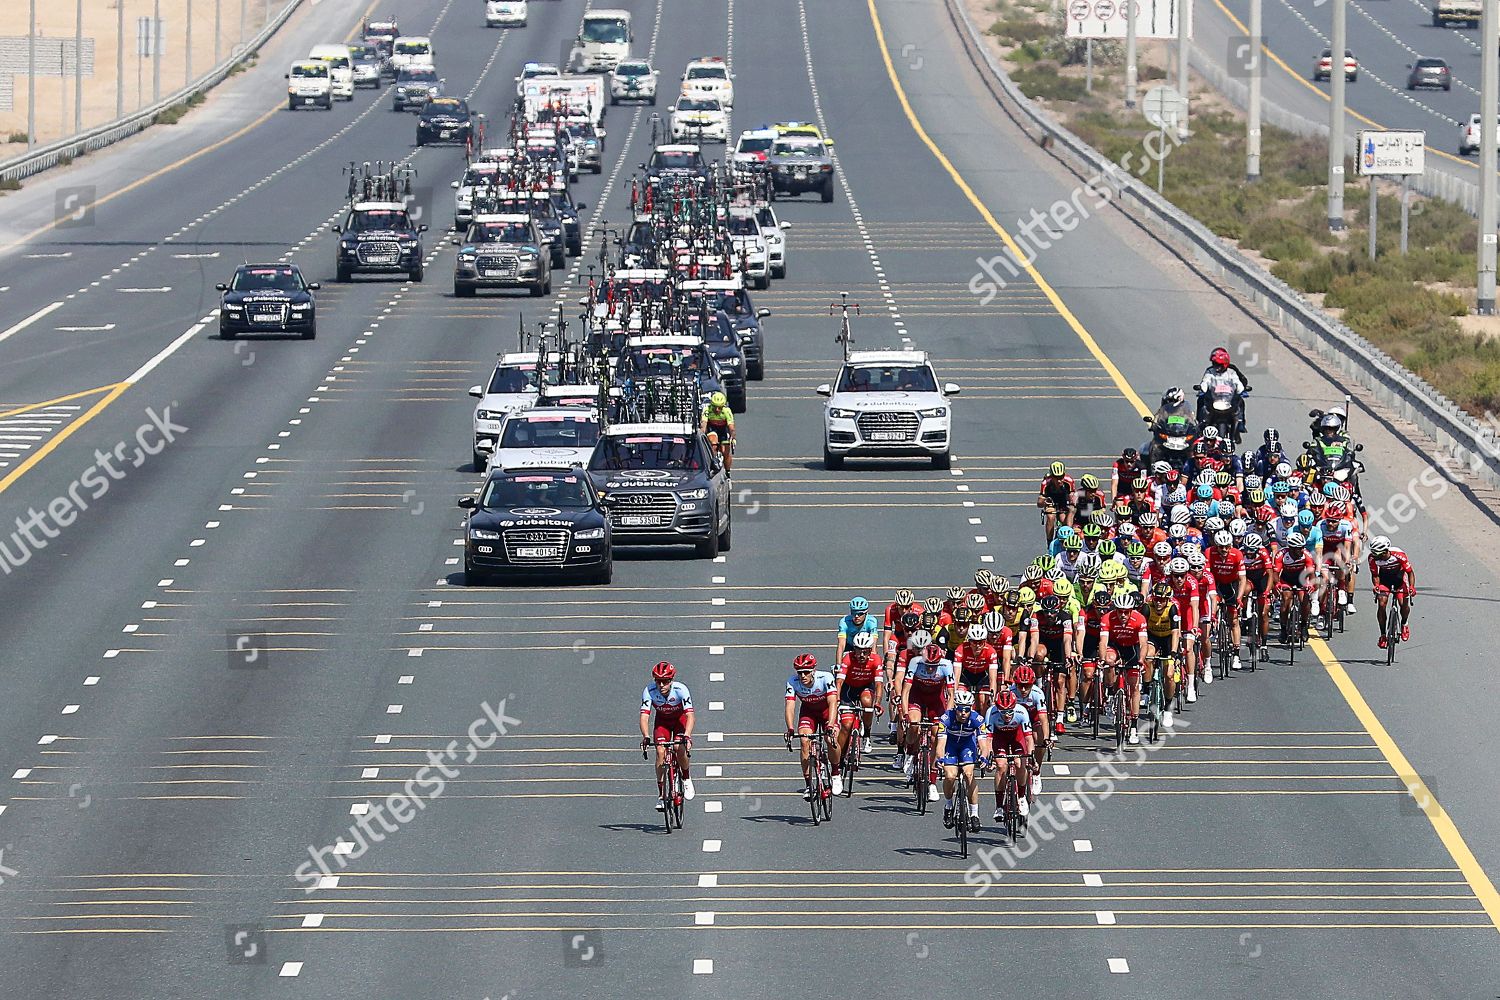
[[1013, 664, 1036, 685], [652, 661, 676, 682], [994, 690, 1018, 711], [1210, 347, 1231, 367], [793, 653, 817, 671], [923, 643, 943, 661]]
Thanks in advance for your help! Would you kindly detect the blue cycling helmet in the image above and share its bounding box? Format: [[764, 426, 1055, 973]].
[[1056, 525, 1075, 540], [849, 596, 870, 613], [1271, 480, 1291, 495], [1195, 484, 1214, 499], [1296, 509, 1316, 527]]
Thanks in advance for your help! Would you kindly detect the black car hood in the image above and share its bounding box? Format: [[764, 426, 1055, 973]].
[[471, 507, 604, 530]]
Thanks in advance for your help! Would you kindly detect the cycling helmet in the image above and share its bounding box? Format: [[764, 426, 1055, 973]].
[[966, 591, 987, 611], [900, 612, 921, 632], [1112, 592, 1135, 610], [953, 687, 976, 708], [1296, 509, 1316, 528], [1049, 461, 1067, 477], [1369, 535, 1390, 555], [710, 391, 728, 408], [1092, 589, 1112, 610], [851, 631, 876, 651], [923, 596, 943, 614], [1062, 535, 1083, 551], [1279, 502, 1299, 520], [1100, 561, 1127, 583], [1243, 533, 1263, 551], [973, 569, 994, 589], [1132, 474, 1149, 491], [1255, 503, 1276, 522], [1216, 470, 1234, 487], [1080, 473, 1100, 490], [1124, 540, 1146, 558], [1054, 526, 1075, 542], [920, 611, 939, 630], [1169, 505, 1191, 525], [1167, 485, 1188, 505], [909, 630, 933, 650], [1327, 483, 1351, 502], [1229, 517, 1247, 535], [1195, 484, 1215, 499], [1001, 590, 1021, 609], [1043, 567, 1065, 582], [966, 624, 988, 643], [1122, 446, 1140, 462], [952, 606, 973, 626], [1014, 664, 1036, 685], [982, 611, 1005, 632], [895, 588, 915, 606], [1213, 529, 1232, 547], [946, 585, 965, 601], [1053, 579, 1075, 600], [1168, 523, 1188, 541], [1094, 510, 1117, 528], [1203, 425, 1220, 442], [1021, 562, 1044, 582], [922, 643, 943, 662], [1080, 522, 1103, 539], [1036, 555, 1058, 572], [1163, 466, 1182, 483], [1187, 551, 1207, 569], [1114, 498, 1133, 514], [1076, 552, 1102, 575], [1097, 540, 1118, 559], [1264, 428, 1280, 445], [994, 690, 1019, 712], [1163, 386, 1185, 407], [1244, 474, 1264, 490], [1274, 461, 1293, 478], [1246, 487, 1267, 505], [1169, 557, 1189, 574], [849, 596, 870, 613], [1039, 594, 1061, 614], [1308, 491, 1327, 510], [1286, 532, 1306, 548], [1151, 581, 1174, 600], [1152, 461, 1171, 475], [1153, 541, 1172, 558], [1138, 511, 1159, 527], [1190, 501, 1211, 520], [1016, 586, 1037, 606], [652, 661, 676, 682], [1205, 517, 1226, 532]]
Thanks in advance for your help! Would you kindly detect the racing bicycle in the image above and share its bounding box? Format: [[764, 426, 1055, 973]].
[[1215, 609, 1236, 680], [838, 704, 874, 797], [909, 721, 940, 816], [991, 753, 1029, 842], [786, 729, 834, 825], [1382, 589, 1410, 665], [645, 737, 688, 833], [950, 763, 978, 859]]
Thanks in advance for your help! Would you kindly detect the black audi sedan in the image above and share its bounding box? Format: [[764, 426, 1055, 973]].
[[216, 263, 318, 340]]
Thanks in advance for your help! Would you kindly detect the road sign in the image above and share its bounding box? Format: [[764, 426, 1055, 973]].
[[1142, 85, 1188, 130], [1066, 0, 1186, 39], [136, 17, 165, 58], [1356, 129, 1425, 176]]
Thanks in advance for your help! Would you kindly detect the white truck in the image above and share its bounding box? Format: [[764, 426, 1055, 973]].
[[391, 35, 434, 73], [575, 9, 631, 72], [1433, 0, 1481, 26], [307, 44, 355, 100], [521, 75, 607, 127], [285, 61, 333, 110]]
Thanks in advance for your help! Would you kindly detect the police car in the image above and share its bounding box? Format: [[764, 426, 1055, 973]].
[[681, 56, 733, 106], [461, 465, 612, 585]]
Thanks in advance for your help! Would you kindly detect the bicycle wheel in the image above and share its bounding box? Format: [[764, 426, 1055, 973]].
[[669, 767, 685, 830], [819, 755, 834, 822], [807, 756, 823, 826], [1146, 681, 1160, 742], [1004, 777, 1019, 841], [1112, 688, 1126, 751], [955, 775, 970, 859], [1386, 604, 1399, 666], [913, 745, 929, 815], [659, 763, 676, 834], [840, 741, 857, 798], [1286, 605, 1298, 664], [1090, 680, 1101, 739]]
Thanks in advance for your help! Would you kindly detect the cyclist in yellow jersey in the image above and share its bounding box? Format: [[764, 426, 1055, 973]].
[[700, 392, 735, 472], [1143, 582, 1182, 726]]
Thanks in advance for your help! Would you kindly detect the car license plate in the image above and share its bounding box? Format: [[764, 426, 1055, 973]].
[[795, 167, 808, 177], [516, 546, 559, 558], [618, 515, 661, 526], [439, 129, 453, 138], [868, 431, 906, 442]]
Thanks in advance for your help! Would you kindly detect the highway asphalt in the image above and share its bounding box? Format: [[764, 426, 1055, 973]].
[[0, 0, 1496, 995]]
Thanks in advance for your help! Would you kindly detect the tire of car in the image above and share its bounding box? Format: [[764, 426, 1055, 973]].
[[932, 451, 952, 470], [648, 95, 656, 106], [730, 390, 747, 414], [455, 282, 475, 297], [1444, 82, 1452, 91], [695, 520, 721, 558], [336, 264, 352, 283], [568, 242, 582, 257], [718, 516, 732, 553], [463, 564, 490, 587], [771, 263, 786, 280], [609, 95, 619, 106], [302, 320, 316, 340], [410, 263, 424, 282], [592, 163, 603, 174], [590, 556, 613, 585], [823, 447, 844, 471], [1349, 72, 1357, 82], [416, 135, 425, 146], [755, 274, 770, 291], [552, 251, 565, 269], [472, 451, 486, 472], [288, 97, 296, 111], [821, 181, 834, 204], [529, 281, 546, 297], [321, 97, 333, 109], [220, 324, 236, 340]]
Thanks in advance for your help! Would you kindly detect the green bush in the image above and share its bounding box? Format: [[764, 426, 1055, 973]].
[[6, 131, 27, 144], [1012, 62, 1088, 102]]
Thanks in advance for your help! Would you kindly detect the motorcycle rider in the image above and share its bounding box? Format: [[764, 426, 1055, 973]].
[[1144, 387, 1199, 469], [1196, 347, 1252, 435]]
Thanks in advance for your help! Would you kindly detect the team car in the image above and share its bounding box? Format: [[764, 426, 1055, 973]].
[[216, 263, 319, 340], [390, 35, 434, 74], [550, 188, 587, 255], [680, 56, 733, 106], [610, 59, 659, 104], [753, 202, 789, 278], [350, 44, 383, 87], [686, 310, 749, 412], [485, 0, 528, 27], [732, 127, 777, 172], [587, 423, 733, 558], [1458, 113, 1500, 156], [453, 214, 553, 299], [774, 120, 831, 145], [285, 61, 333, 110], [489, 407, 602, 472], [562, 120, 605, 174], [450, 163, 501, 229], [682, 277, 769, 380], [332, 201, 428, 282], [460, 465, 613, 585], [392, 67, 442, 111], [416, 96, 479, 146], [817, 350, 961, 469], [670, 96, 728, 143], [482, 191, 568, 267], [642, 144, 712, 186], [468, 352, 564, 468], [1314, 48, 1358, 83], [768, 134, 835, 202], [724, 205, 770, 288], [307, 44, 356, 100]]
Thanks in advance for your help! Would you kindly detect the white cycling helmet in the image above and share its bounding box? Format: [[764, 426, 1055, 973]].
[[909, 629, 933, 651], [1168, 557, 1189, 574], [966, 624, 988, 643], [1213, 529, 1233, 547], [1205, 516, 1226, 532], [1170, 505, 1191, 525], [852, 631, 876, 650], [953, 687, 976, 708], [1152, 541, 1173, 558], [982, 610, 1005, 632], [1369, 535, 1390, 555], [1279, 502, 1299, 519]]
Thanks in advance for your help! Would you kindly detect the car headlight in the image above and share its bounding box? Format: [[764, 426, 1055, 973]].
[[574, 527, 606, 540], [477, 409, 504, 421], [289, 302, 311, 311], [470, 528, 500, 540], [341, 240, 358, 250], [459, 251, 477, 262], [222, 304, 243, 312], [678, 488, 709, 500], [829, 407, 857, 420], [520, 248, 539, 259], [918, 407, 949, 419]]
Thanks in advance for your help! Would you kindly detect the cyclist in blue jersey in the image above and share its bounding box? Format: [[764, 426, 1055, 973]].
[[935, 687, 984, 832], [835, 596, 881, 663]]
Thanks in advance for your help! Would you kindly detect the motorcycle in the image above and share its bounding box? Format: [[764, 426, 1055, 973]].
[[1198, 383, 1249, 448], [1143, 413, 1197, 469], [1305, 438, 1365, 503]]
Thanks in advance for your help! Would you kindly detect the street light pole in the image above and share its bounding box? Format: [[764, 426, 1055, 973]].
[[74, 0, 84, 133], [152, 0, 161, 103], [1176, 0, 1191, 139], [1125, 0, 1138, 108], [1248, 0, 1262, 179], [1479, 0, 1498, 312], [1328, 0, 1347, 230], [186, 0, 193, 86], [116, 0, 125, 118], [27, 0, 36, 148]]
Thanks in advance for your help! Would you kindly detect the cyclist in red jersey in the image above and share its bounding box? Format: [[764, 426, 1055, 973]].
[[1071, 589, 1111, 730], [1099, 592, 1149, 745], [1242, 533, 1276, 663], [953, 624, 1001, 714], [1206, 530, 1248, 671], [1367, 536, 1416, 648], [835, 632, 885, 759], [1111, 447, 1143, 500], [640, 661, 696, 809], [1167, 557, 1202, 701], [889, 629, 930, 771], [883, 589, 921, 664], [1277, 533, 1319, 644], [1186, 549, 1217, 680]]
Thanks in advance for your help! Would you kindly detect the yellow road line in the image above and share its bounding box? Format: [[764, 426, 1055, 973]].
[[870, 0, 1500, 935], [0, 383, 129, 496]]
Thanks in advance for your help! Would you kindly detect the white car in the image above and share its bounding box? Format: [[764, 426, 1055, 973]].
[[488, 407, 601, 472], [733, 127, 777, 170], [752, 202, 789, 279], [610, 59, 658, 104], [816, 350, 960, 469], [307, 44, 355, 100], [670, 96, 728, 143], [391, 35, 434, 74], [516, 61, 560, 97], [681, 57, 733, 106], [1458, 113, 1500, 156], [725, 207, 770, 289], [450, 164, 501, 229], [285, 61, 332, 110], [468, 352, 561, 469], [486, 0, 527, 27]]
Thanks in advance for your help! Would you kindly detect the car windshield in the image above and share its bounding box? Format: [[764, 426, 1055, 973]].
[[522, 65, 557, 78], [469, 222, 533, 243], [486, 366, 545, 393], [354, 47, 378, 61], [590, 434, 702, 471], [481, 473, 591, 508], [624, 347, 705, 375], [348, 209, 411, 231], [677, 97, 720, 112], [395, 40, 429, 54], [738, 136, 774, 154], [461, 167, 498, 185], [774, 138, 823, 157], [401, 69, 438, 83], [650, 151, 700, 169], [581, 20, 628, 43], [696, 315, 737, 345], [495, 199, 552, 218], [291, 65, 327, 78], [500, 415, 601, 449], [1416, 58, 1445, 67], [626, 223, 655, 245], [615, 63, 650, 77], [549, 194, 575, 213], [755, 207, 777, 229], [422, 99, 466, 117], [837, 364, 939, 392], [687, 65, 727, 80], [231, 267, 302, 291], [727, 216, 758, 236], [564, 125, 596, 141]]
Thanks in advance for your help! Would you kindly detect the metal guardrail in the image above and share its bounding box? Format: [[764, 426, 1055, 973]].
[[0, 0, 303, 185], [943, 0, 1500, 489]]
